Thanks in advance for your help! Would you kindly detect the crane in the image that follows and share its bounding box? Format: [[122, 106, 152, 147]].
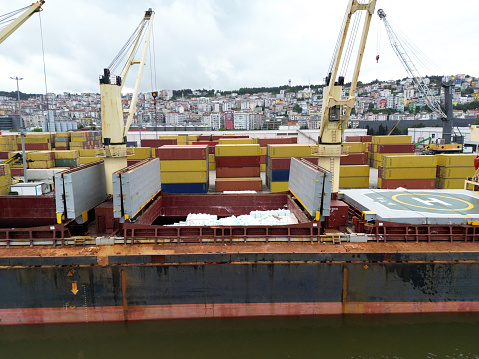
[[0, 1, 44, 45], [98, 9, 155, 194], [378, 9, 459, 152], [317, 0, 377, 192]]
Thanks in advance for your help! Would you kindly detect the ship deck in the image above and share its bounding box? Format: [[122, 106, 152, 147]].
[[2, 241, 479, 260]]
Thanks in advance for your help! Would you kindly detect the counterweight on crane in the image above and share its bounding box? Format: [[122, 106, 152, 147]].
[[99, 9, 155, 194], [317, 0, 376, 192], [0, 1, 44, 45]]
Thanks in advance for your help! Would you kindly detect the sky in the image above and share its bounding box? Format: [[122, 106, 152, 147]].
[[1, 0, 478, 95]]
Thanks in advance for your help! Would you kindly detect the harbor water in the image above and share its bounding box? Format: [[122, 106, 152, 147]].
[[1, 314, 479, 359]]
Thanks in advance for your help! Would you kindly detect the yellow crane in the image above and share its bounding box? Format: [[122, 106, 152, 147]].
[[0, 1, 44, 45], [317, 0, 377, 192], [98, 9, 155, 194]]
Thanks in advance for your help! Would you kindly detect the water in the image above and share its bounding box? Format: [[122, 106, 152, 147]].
[[1, 314, 479, 359]]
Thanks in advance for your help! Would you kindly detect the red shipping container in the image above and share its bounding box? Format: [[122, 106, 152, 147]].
[[216, 156, 260, 168], [0, 151, 9, 159], [127, 159, 143, 167], [198, 135, 211, 141], [260, 155, 266, 164], [377, 144, 415, 153], [257, 137, 297, 146], [10, 168, 24, 176], [345, 136, 362, 142], [216, 166, 260, 178], [361, 135, 372, 142], [215, 178, 262, 192], [340, 152, 368, 165], [378, 166, 383, 178], [212, 135, 250, 140], [380, 178, 435, 189], [269, 157, 318, 170], [192, 141, 218, 154], [155, 145, 207, 160], [18, 143, 50, 150], [141, 139, 177, 147]]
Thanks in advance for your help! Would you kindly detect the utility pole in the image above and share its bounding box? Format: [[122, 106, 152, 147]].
[[11, 76, 28, 183]]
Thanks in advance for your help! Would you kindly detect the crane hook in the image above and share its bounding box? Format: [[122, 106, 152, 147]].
[[376, 55, 380, 63]]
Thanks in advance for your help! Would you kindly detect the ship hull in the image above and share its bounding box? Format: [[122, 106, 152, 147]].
[[1, 252, 479, 325]]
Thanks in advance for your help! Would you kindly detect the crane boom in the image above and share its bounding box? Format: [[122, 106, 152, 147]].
[[99, 9, 155, 194], [377, 9, 446, 119], [316, 0, 376, 192], [0, 1, 44, 45]]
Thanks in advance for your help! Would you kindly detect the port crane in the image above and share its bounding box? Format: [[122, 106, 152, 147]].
[[317, 0, 377, 192], [99, 9, 155, 194], [378, 9, 460, 154], [0, 1, 44, 44]]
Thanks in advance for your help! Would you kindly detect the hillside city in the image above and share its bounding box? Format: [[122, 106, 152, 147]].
[[1, 75, 479, 133]]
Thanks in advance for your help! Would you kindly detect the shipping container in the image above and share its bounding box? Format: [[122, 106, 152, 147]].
[[382, 155, 437, 168], [215, 144, 261, 157], [372, 135, 412, 145], [216, 156, 260, 168], [141, 139, 177, 147], [216, 167, 260, 178], [376, 144, 415, 153], [340, 152, 368, 165], [267, 144, 314, 158], [161, 171, 208, 184], [270, 181, 289, 193], [436, 153, 477, 167], [161, 182, 208, 194], [379, 178, 436, 189], [156, 145, 207, 160], [382, 167, 436, 180], [339, 176, 369, 188], [160, 160, 207, 172], [339, 165, 370, 177], [439, 166, 475, 179]]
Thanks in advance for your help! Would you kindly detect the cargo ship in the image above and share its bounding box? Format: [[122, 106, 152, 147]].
[[2, 0, 479, 326]]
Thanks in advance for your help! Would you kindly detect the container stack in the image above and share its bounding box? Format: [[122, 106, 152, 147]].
[[54, 132, 71, 150], [378, 155, 437, 189], [258, 138, 297, 172], [342, 136, 370, 166], [26, 151, 55, 169], [79, 149, 99, 165], [69, 131, 101, 151], [127, 147, 153, 166], [54, 150, 80, 168], [370, 135, 414, 169], [215, 144, 262, 192], [0, 134, 18, 151], [157, 145, 209, 194], [436, 154, 477, 189], [0, 163, 12, 195], [266, 144, 316, 193]]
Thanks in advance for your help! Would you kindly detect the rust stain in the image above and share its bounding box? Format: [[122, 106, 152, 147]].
[[342, 266, 348, 314], [121, 270, 128, 321]]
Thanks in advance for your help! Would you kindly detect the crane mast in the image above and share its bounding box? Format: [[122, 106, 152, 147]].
[[317, 0, 376, 192], [0, 1, 44, 45], [99, 9, 154, 194]]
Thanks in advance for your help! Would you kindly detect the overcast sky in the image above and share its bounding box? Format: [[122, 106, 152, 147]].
[[1, 0, 477, 95]]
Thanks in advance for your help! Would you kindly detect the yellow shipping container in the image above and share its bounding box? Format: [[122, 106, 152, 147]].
[[270, 181, 289, 193], [218, 138, 255, 145], [378, 177, 382, 188], [382, 167, 436, 180], [210, 163, 216, 170], [439, 166, 475, 179], [187, 135, 199, 141], [260, 147, 267, 156], [436, 154, 476, 167], [54, 150, 79, 159], [18, 137, 50, 144], [436, 178, 466, 189], [79, 157, 100, 165], [56, 132, 70, 137], [339, 165, 370, 177], [215, 144, 261, 157], [160, 159, 207, 172], [129, 147, 152, 160], [260, 163, 266, 172], [372, 135, 412, 145], [339, 176, 369, 188], [208, 154, 215, 163], [80, 149, 96, 157], [374, 153, 414, 163], [343, 142, 368, 153], [267, 144, 314, 158], [382, 155, 437, 168], [161, 171, 207, 184], [28, 160, 54, 169], [27, 151, 54, 161]]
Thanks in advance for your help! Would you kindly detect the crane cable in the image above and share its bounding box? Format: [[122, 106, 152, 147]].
[[340, 7, 363, 79], [0, 5, 30, 29]]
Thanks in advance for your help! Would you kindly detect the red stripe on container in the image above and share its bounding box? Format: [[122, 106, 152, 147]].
[[379, 178, 436, 189], [216, 156, 260, 168]]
